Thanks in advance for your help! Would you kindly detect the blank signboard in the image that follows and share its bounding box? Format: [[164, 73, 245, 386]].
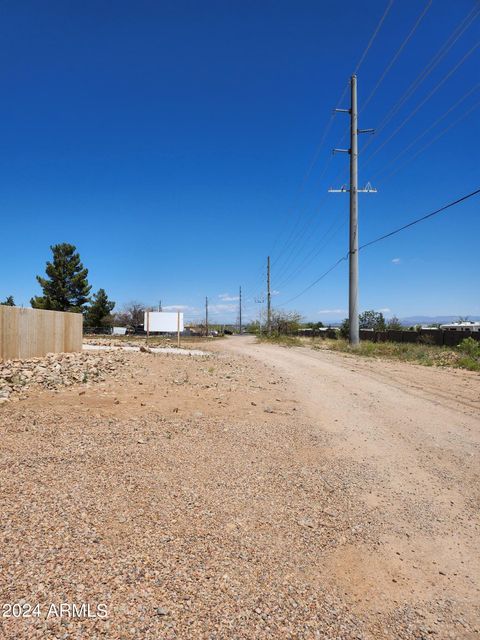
[[144, 311, 184, 332]]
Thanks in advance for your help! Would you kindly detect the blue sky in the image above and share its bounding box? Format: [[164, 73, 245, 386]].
[[1, 0, 479, 323]]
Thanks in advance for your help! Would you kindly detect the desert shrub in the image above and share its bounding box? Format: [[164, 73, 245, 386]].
[[270, 310, 302, 335], [458, 337, 480, 358], [457, 356, 480, 371]]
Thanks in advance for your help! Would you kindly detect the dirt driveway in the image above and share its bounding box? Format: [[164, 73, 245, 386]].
[[0, 336, 479, 639]]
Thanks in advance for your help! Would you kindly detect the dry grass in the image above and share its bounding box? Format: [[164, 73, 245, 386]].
[[256, 334, 303, 347], [307, 337, 480, 371]]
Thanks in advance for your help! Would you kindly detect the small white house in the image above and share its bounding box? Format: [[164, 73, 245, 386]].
[[440, 321, 480, 333]]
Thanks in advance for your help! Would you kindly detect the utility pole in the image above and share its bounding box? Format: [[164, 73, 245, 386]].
[[254, 294, 265, 332], [205, 296, 209, 337], [267, 256, 271, 335], [330, 74, 376, 346], [239, 286, 242, 334]]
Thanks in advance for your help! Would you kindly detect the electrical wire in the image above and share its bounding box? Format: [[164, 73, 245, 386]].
[[280, 188, 480, 305], [281, 256, 348, 306], [271, 0, 447, 300], [353, 0, 395, 75], [272, 6, 479, 308], [272, 157, 351, 285], [360, 4, 480, 157], [359, 188, 480, 251], [373, 83, 480, 180], [360, 0, 433, 114], [274, 217, 347, 290], [379, 98, 480, 183], [364, 39, 480, 166], [270, 0, 395, 269]]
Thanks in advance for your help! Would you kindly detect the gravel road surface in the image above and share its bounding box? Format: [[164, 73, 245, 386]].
[[0, 336, 478, 639]]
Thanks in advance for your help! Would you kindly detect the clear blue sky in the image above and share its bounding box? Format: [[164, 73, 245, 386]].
[[1, 0, 479, 323]]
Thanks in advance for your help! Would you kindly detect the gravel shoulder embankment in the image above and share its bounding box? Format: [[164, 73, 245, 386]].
[[0, 339, 479, 639]]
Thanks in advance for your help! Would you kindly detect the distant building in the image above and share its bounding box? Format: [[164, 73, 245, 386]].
[[439, 321, 480, 333]]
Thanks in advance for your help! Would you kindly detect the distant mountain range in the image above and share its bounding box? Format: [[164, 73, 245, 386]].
[[322, 315, 480, 327], [399, 316, 480, 326]]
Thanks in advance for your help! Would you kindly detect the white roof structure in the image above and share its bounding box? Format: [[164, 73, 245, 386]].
[[440, 321, 480, 332]]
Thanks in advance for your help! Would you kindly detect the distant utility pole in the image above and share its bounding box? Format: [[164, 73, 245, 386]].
[[158, 300, 162, 312], [239, 286, 242, 334], [254, 295, 265, 330], [267, 256, 271, 335], [205, 296, 209, 336], [330, 74, 376, 346]]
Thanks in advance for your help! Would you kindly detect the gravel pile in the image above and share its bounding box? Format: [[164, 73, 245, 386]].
[[0, 351, 127, 403]]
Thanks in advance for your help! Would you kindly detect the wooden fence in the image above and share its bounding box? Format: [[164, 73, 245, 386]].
[[0, 306, 83, 361], [299, 327, 480, 347], [358, 328, 480, 347]]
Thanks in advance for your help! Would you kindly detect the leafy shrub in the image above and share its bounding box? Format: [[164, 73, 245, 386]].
[[458, 337, 480, 358], [457, 356, 480, 371]]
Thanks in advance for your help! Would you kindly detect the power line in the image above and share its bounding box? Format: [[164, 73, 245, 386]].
[[360, 0, 433, 113], [353, 0, 395, 75], [360, 4, 480, 157], [281, 256, 348, 306], [383, 99, 480, 181], [281, 188, 480, 306], [274, 2, 401, 285], [359, 188, 480, 250], [274, 215, 347, 290], [270, 0, 394, 269], [272, 151, 355, 285], [375, 86, 480, 181], [364, 39, 480, 166]]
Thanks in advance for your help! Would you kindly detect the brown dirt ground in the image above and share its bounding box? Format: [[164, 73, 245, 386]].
[[0, 336, 479, 639]]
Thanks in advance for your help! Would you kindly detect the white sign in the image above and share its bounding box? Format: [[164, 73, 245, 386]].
[[112, 326, 127, 336], [144, 311, 184, 333]]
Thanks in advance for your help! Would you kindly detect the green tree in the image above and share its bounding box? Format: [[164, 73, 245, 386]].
[[84, 289, 115, 330], [31, 243, 91, 312], [359, 310, 386, 331], [304, 321, 324, 330], [245, 320, 261, 334], [1, 295, 15, 306], [339, 318, 349, 339], [386, 316, 403, 330]]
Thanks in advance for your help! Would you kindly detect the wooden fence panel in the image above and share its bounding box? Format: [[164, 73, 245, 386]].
[[0, 307, 83, 361]]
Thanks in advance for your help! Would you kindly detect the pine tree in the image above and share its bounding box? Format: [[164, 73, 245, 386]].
[[84, 289, 115, 330], [31, 243, 91, 312], [1, 295, 15, 306]]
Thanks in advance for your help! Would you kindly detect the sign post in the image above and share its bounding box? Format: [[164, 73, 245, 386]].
[[177, 311, 181, 348], [146, 310, 150, 346]]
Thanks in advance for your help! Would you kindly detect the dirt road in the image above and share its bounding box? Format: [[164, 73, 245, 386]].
[[0, 336, 479, 639], [218, 337, 480, 635]]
